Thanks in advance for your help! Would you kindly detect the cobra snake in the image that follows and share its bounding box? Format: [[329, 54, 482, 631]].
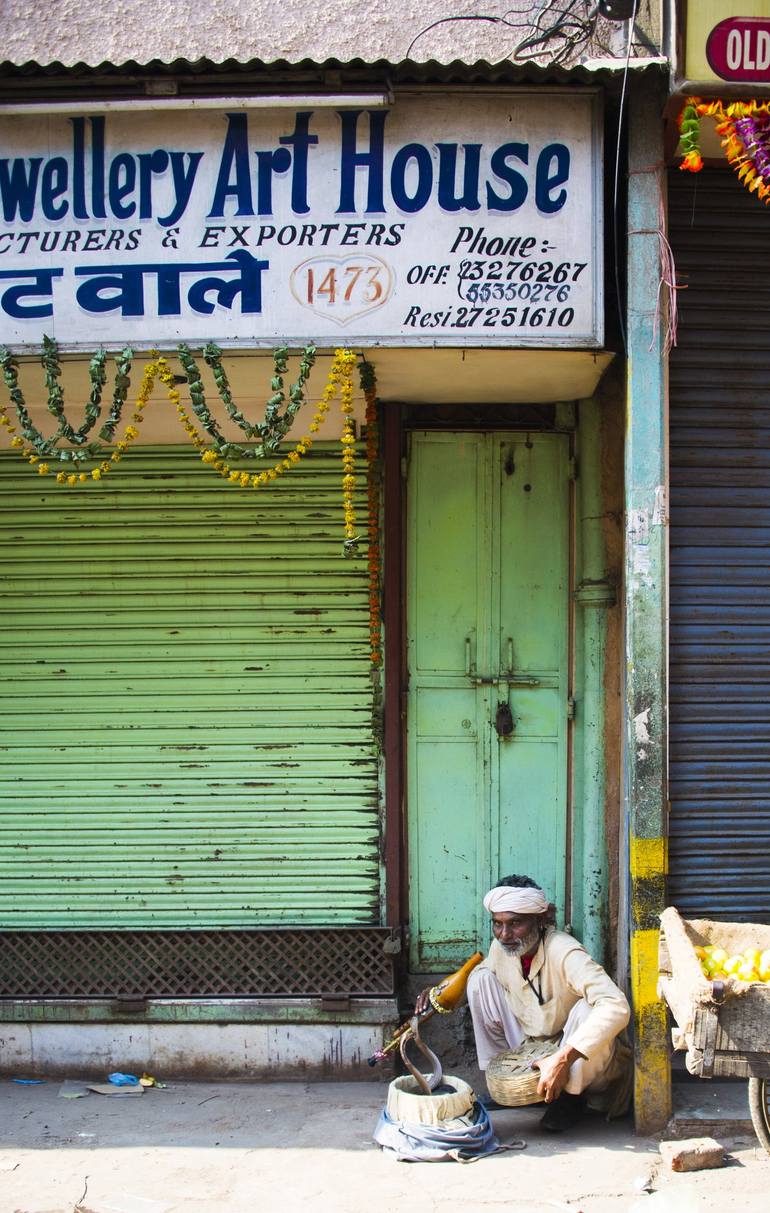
[[399, 1014, 443, 1095]]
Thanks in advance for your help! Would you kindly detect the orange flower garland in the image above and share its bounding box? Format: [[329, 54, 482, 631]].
[[679, 97, 770, 203]]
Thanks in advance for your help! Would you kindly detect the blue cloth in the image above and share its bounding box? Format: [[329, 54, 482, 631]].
[[373, 1099, 499, 1162]]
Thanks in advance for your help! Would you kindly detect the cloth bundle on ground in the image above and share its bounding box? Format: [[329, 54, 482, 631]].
[[373, 1074, 520, 1162]]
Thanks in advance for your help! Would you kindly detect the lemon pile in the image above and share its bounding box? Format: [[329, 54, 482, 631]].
[[695, 944, 770, 984]]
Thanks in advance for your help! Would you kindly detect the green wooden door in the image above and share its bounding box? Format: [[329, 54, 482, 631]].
[[406, 431, 570, 970]]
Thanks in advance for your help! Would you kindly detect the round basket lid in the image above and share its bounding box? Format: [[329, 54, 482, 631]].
[[487, 1037, 560, 1078], [486, 1038, 560, 1107]]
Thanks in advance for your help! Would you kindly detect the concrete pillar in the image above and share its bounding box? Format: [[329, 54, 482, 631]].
[[576, 396, 616, 965], [624, 73, 671, 1135]]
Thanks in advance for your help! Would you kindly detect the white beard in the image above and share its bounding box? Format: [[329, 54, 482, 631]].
[[502, 923, 541, 957]]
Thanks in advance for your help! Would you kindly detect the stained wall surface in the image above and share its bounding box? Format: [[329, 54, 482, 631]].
[[0, 0, 639, 68]]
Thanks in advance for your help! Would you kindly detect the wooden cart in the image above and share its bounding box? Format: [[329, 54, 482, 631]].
[[657, 906, 770, 1152]]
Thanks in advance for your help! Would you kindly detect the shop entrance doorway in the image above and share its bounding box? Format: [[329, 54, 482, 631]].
[[406, 430, 571, 970]]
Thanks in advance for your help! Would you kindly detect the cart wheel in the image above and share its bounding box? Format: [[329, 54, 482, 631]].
[[748, 1078, 770, 1154]]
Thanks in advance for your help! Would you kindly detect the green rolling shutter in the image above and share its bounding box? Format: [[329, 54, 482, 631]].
[[0, 445, 380, 928]]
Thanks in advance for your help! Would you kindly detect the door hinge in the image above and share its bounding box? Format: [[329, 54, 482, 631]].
[[568, 456, 578, 481], [566, 696, 576, 720]]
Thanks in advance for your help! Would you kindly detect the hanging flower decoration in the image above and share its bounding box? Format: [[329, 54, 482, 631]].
[[57, 359, 154, 485], [173, 347, 368, 560], [340, 360, 358, 557], [0, 339, 134, 464], [0, 343, 375, 559], [177, 342, 317, 458], [359, 360, 382, 668], [0, 345, 148, 485], [678, 97, 770, 203], [167, 348, 357, 505], [678, 98, 703, 173], [0, 341, 324, 481]]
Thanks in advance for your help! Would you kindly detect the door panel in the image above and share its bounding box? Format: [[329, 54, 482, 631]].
[[406, 434, 488, 968], [406, 430, 569, 970], [495, 434, 569, 919]]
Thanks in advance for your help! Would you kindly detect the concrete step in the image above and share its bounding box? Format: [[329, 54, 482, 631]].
[[667, 1078, 755, 1138]]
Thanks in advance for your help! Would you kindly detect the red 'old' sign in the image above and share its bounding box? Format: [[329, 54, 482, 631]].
[[706, 16, 770, 82]]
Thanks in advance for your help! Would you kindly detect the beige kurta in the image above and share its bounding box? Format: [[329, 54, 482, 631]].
[[479, 928, 630, 1059]]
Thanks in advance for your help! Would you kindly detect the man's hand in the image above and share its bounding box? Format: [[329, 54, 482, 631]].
[[532, 1044, 583, 1103], [414, 986, 432, 1016]]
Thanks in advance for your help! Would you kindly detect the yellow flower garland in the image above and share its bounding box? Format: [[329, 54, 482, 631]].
[[1, 346, 362, 545], [0, 360, 157, 486], [168, 348, 357, 495], [361, 367, 382, 668], [340, 357, 358, 551]]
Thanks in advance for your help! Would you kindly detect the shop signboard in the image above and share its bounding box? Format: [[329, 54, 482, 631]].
[[708, 15, 770, 81], [686, 2, 770, 84], [0, 91, 603, 350]]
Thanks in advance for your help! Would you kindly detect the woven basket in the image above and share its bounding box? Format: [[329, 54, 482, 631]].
[[486, 1038, 560, 1107], [386, 1075, 476, 1125]]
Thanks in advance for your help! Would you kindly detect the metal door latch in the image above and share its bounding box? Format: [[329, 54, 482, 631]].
[[471, 673, 540, 687], [465, 636, 541, 687]]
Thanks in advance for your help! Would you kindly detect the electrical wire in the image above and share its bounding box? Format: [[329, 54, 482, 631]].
[[406, 3, 613, 67], [405, 14, 513, 62], [612, 0, 639, 356], [405, 1, 643, 353]]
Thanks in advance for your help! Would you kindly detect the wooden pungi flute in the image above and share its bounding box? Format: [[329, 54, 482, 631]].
[[367, 951, 483, 1066]]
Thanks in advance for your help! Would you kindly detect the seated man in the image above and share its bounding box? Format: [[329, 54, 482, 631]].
[[418, 873, 631, 1132]]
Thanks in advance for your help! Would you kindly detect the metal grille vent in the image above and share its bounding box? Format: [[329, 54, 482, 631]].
[[0, 928, 396, 999]]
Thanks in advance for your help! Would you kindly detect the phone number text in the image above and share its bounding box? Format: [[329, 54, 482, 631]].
[[403, 304, 576, 330]]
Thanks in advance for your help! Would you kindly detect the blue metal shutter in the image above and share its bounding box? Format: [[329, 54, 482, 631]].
[[668, 168, 770, 920], [0, 445, 380, 927]]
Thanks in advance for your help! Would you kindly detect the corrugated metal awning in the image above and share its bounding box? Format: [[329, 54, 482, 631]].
[[0, 56, 667, 100], [0, 55, 667, 114]]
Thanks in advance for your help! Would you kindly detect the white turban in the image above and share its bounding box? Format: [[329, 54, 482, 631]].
[[483, 885, 549, 915]]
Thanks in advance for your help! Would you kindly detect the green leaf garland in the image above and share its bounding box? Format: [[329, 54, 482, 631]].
[[0, 338, 133, 464], [98, 347, 133, 443], [179, 342, 317, 458], [1, 339, 320, 471]]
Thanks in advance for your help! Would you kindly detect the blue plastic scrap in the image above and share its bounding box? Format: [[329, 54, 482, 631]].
[[107, 1072, 140, 1086]]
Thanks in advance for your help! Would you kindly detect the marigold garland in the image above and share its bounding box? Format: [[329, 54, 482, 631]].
[[0, 339, 133, 463], [340, 360, 358, 557], [0, 357, 153, 485], [679, 97, 770, 203], [0, 342, 325, 483], [169, 349, 359, 528], [678, 98, 703, 174], [359, 360, 382, 668], [178, 341, 317, 457], [0, 346, 374, 565]]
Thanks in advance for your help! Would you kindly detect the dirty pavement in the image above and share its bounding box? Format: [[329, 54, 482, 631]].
[[1, 1078, 768, 1213]]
